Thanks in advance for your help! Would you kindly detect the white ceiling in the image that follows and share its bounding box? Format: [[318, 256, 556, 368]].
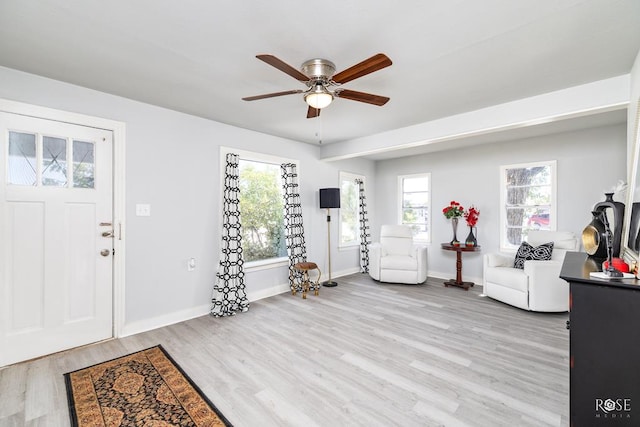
[[0, 0, 638, 155]]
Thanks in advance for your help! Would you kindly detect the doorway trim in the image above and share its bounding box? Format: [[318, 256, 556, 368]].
[[0, 97, 126, 339]]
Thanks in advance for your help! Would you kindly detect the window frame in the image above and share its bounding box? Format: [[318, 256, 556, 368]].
[[338, 171, 364, 249], [397, 173, 431, 243], [219, 147, 297, 271], [499, 160, 557, 251]]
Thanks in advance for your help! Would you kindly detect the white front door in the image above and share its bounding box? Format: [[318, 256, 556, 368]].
[[0, 112, 113, 367]]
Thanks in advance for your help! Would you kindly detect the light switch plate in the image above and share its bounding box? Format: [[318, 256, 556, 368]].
[[136, 204, 151, 216]]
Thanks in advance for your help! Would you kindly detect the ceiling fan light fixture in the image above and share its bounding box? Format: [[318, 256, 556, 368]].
[[305, 84, 333, 109], [244, 53, 392, 118]]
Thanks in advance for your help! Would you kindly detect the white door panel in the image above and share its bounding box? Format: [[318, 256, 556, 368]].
[[0, 112, 113, 366]]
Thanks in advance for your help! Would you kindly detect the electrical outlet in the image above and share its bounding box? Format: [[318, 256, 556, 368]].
[[187, 258, 196, 271], [136, 204, 151, 216]]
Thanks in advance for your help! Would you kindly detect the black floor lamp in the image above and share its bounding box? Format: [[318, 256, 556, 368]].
[[320, 188, 340, 287]]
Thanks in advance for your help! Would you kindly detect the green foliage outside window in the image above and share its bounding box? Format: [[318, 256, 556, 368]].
[[238, 161, 287, 262], [340, 180, 359, 244]]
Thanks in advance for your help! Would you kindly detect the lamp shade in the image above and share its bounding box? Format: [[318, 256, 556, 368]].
[[305, 91, 333, 109], [319, 188, 340, 208], [304, 82, 334, 109]]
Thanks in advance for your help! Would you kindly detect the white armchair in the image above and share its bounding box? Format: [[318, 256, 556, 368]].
[[369, 225, 428, 284], [482, 230, 579, 312]]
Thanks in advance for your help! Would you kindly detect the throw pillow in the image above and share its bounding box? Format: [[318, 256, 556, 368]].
[[513, 241, 554, 269]]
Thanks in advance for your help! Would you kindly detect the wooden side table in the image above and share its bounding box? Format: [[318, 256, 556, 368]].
[[440, 243, 481, 290], [292, 262, 321, 299]]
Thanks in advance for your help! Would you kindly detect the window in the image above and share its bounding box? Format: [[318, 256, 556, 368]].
[[339, 172, 363, 247], [222, 148, 292, 265], [398, 173, 430, 242], [500, 161, 556, 249], [8, 131, 95, 188]]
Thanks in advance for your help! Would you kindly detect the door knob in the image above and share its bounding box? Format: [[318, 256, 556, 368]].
[[100, 249, 111, 257], [102, 231, 114, 238]]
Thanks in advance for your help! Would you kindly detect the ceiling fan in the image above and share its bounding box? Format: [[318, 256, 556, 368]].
[[242, 53, 392, 118]]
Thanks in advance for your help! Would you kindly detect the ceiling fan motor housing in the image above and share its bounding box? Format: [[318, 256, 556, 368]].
[[301, 59, 336, 81]]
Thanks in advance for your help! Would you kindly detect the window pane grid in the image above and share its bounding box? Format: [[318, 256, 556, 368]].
[[7, 132, 97, 189], [400, 174, 430, 242], [501, 162, 555, 247], [340, 175, 361, 246], [507, 183, 550, 189]]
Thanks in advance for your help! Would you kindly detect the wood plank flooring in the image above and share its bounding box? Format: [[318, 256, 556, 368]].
[[0, 274, 569, 426]]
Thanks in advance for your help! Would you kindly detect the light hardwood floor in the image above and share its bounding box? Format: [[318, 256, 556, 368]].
[[0, 274, 569, 426]]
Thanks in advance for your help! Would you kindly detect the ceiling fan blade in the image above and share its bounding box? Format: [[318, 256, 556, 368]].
[[332, 53, 392, 84], [256, 54, 309, 82], [335, 89, 390, 106], [242, 90, 303, 101], [307, 106, 321, 119]]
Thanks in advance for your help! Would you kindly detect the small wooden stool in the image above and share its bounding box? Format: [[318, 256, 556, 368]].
[[292, 262, 321, 299]]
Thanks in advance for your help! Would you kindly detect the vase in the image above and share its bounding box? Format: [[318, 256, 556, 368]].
[[582, 210, 607, 261], [592, 192, 625, 258], [465, 226, 477, 246], [450, 217, 459, 245]]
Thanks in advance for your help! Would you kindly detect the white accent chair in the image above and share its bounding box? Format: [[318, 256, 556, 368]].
[[369, 225, 428, 284], [482, 230, 579, 312]]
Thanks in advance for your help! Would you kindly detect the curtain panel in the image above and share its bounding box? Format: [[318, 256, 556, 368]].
[[356, 178, 371, 273], [281, 163, 308, 291], [211, 153, 249, 317]]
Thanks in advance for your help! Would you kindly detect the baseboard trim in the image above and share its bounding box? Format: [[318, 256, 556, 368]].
[[120, 304, 212, 338], [120, 281, 296, 338], [119, 267, 420, 338], [247, 283, 290, 301]]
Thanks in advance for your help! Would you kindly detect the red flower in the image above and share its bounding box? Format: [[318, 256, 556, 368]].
[[464, 206, 480, 227], [443, 201, 464, 219]]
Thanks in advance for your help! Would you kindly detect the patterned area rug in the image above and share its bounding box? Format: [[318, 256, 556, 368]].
[[64, 345, 232, 426]]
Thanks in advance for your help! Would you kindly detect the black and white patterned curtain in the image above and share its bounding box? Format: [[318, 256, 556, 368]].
[[211, 153, 249, 317], [281, 163, 307, 290], [356, 178, 371, 273]]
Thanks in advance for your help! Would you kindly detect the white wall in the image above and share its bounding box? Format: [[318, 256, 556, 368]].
[[373, 124, 627, 283], [0, 66, 374, 335]]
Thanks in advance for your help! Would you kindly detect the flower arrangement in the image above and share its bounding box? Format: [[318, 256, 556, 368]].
[[442, 201, 464, 219], [464, 205, 480, 227]]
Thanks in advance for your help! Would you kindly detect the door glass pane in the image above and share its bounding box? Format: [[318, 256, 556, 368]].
[[73, 140, 95, 188], [8, 131, 37, 186], [42, 136, 67, 187]]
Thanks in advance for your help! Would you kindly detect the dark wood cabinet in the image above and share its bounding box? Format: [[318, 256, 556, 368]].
[[560, 252, 640, 426]]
